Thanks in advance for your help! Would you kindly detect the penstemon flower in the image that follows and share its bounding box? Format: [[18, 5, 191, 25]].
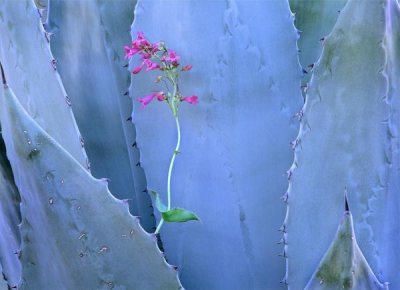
[[125, 32, 199, 234]]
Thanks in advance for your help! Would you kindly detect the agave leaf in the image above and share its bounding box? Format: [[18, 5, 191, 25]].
[[33, 0, 48, 23], [0, 134, 21, 288], [95, 0, 155, 232], [131, 0, 302, 289], [0, 263, 8, 290], [305, 200, 387, 290], [0, 85, 182, 289], [46, 0, 155, 230], [289, 0, 347, 98], [286, 0, 400, 288], [290, 0, 347, 68], [0, 0, 87, 168]]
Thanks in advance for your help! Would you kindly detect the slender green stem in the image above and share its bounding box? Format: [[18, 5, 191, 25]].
[[155, 115, 181, 234], [168, 116, 181, 208], [154, 216, 164, 234]]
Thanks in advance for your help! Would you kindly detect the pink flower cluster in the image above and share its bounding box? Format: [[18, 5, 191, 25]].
[[125, 32, 198, 109], [124, 32, 156, 59]]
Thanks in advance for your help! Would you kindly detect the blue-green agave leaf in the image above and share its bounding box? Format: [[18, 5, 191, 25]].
[[286, 0, 400, 288], [0, 263, 8, 290], [0, 136, 21, 288], [131, 0, 302, 289], [289, 0, 347, 99], [47, 0, 155, 231], [305, 201, 387, 290], [0, 85, 182, 289], [0, 0, 88, 168]]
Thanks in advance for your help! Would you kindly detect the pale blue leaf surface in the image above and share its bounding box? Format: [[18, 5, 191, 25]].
[[131, 0, 302, 289], [0, 85, 182, 290], [305, 202, 386, 290], [47, 0, 154, 230], [95, 0, 155, 232], [0, 263, 8, 290], [0, 0, 87, 168], [0, 136, 21, 288], [286, 0, 400, 288], [290, 0, 347, 98], [290, 0, 347, 68]]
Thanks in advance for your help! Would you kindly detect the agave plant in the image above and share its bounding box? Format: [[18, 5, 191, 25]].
[[0, 0, 398, 289]]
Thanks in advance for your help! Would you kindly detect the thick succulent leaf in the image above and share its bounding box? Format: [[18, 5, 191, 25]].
[[46, 0, 155, 229], [0, 0, 87, 168], [95, 0, 154, 231], [33, 0, 49, 23], [290, 0, 347, 71], [131, 0, 302, 289], [0, 264, 8, 290], [289, 0, 347, 97], [0, 134, 21, 288], [380, 0, 400, 285], [286, 0, 400, 288], [305, 206, 386, 290], [0, 86, 182, 290], [95, 0, 154, 232]]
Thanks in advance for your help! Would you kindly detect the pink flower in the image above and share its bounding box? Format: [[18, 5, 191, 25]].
[[124, 46, 133, 59], [151, 42, 161, 53], [132, 63, 144, 74], [131, 59, 160, 75], [124, 46, 140, 59], [144, 59, 160, 71], [128, 33, 163, 61], [140, 52, 152, 59], [138, 91, 165, 108], [132, 32, 151, 48], [182, 96, 199, 105], [162, 50, 180, 66], [138, 93, 156, 108], [181, 64, 192, 71], [156, 92, 166, 101]]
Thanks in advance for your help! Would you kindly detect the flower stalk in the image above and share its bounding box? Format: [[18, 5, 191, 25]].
[[125, 32, 199, 234], [155, 116, 181, 234]]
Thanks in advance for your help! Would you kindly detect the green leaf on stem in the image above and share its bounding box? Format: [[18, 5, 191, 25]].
[[149, 190, 168, 213], [162, 208, 199, 223]]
